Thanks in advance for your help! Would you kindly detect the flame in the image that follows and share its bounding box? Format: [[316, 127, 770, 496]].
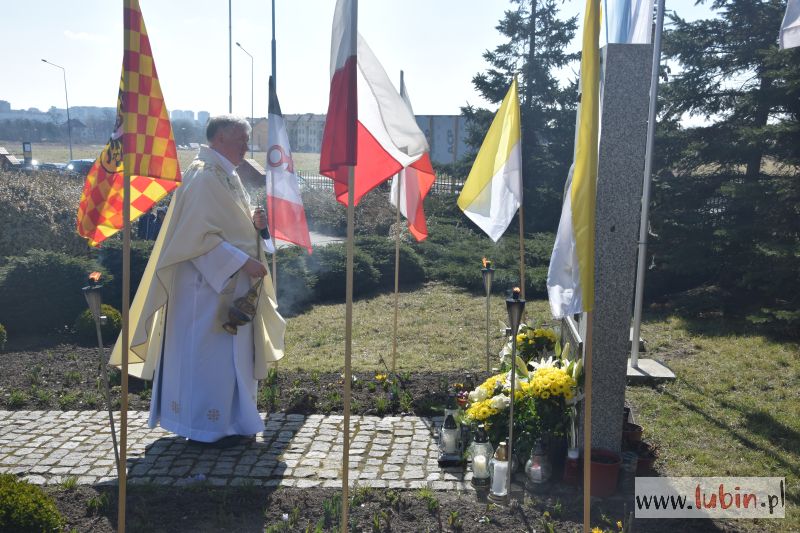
[[512, 286, 521, 296], [482, 257, 491, 268], [89, 271, 102, 282]]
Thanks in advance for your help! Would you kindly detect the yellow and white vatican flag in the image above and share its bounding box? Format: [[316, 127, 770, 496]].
[[780, 0, 800, 49], [546, 0, 601, 318], [457, 77, 522, 242]]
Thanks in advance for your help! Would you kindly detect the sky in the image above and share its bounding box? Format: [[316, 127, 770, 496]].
[[0, 0, 715, 119]]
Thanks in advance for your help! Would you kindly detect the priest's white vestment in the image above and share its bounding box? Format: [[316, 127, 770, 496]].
[[111, 146, 286, 442]]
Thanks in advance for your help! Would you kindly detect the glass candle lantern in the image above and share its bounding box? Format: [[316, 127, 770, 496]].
[[562, 447, 580, 486], [524, 439, 552, 492], [489, 441, 510, 501], [438, 410, 464, 467], [441, 414, 459, 454], [469, 424, 494, 488]]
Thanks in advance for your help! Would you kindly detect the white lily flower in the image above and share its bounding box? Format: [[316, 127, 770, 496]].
[[469, 388, 488, 403], [531, 355, 558, 370], [503, 370, 527, 389]]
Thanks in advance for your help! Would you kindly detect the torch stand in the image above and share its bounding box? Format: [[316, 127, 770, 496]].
[[481, 266, 495, 372], [82, 284, 121, 476]]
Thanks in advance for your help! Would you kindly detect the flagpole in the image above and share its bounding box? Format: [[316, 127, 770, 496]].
[[228, 0, 232, 113], [518, 203, 526, 300], [392, 171, 401, 374], [271, 0, 276, 85], [390, 70, 405, 375], [268, 81, 278, 295], [582, 311, 594, 533], [119, 5, 132, 528], [269, 1, 278, 293], [630, 0, 665, 368], [341, 167, 355, 533]]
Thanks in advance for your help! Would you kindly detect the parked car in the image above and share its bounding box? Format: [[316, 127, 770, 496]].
[[64, 159, 95, 177], [38, 162, 66, 173]]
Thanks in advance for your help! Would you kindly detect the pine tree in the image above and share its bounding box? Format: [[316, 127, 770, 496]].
[[651, 0, 800, 335], [465, 0, 579, 232]]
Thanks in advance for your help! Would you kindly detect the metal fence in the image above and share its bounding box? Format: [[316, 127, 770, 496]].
[[297, 171, 333, 190], [296, 170, 463, 196]]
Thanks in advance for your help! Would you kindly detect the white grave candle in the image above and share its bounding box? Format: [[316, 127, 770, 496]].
[[490, 460, 508, 496], [473, 455, 489, 478], [441, 429, 457, 454]]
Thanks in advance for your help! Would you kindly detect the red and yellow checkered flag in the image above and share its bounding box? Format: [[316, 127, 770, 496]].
[[76, 0, 181, 247]]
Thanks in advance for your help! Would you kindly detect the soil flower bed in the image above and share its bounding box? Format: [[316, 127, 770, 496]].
[[0, 339, 748, 532]]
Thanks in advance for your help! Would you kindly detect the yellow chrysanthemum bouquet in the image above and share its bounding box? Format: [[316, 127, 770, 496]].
[[500, 322, 558, 369], [463, 347, 581, 458]]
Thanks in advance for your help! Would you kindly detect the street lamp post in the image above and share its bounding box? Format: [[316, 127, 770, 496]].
[[41, 59, 73, 160], [235, 41, 254, 159]]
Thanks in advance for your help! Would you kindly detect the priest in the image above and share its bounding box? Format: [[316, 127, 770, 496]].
[[111, 115, 285, 446]]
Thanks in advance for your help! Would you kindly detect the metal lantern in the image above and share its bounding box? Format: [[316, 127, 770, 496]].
[[481, 258, 495, 295], [524, 439, 552, 493], [469, 424, 494, 488], [489, 441, 510, 502], [82, 285, 103, 323], [506, 287, 525, 335]]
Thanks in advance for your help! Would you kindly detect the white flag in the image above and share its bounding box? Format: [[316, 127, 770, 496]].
[[780, 0, 800, 49]]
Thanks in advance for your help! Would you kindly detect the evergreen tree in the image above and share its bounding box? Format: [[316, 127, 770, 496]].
[[651, 0, 800, 335], [464, 0, 579, 232]]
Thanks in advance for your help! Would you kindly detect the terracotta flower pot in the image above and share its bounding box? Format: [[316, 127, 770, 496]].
[[633, 441, 658, 475], [590, 448, 621, 498], [622, 422, 643, 443]]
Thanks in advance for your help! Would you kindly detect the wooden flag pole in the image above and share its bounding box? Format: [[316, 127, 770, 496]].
[[119, 12, 131, 529], [270, 167, 278, 293], [391, 69, 405, 374], [518, 204, 525, 300], [391, 173, 401, 373], [271, 242, 277, 292], [341, 167, 355, 533], [119, 167, 130, 533], [582, 311, 594, 533]]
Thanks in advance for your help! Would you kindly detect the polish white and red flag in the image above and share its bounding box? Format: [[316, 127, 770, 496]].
[[390, 80, 435, 241], [267, 76, 312, 253], [320, 0, 428, 206]]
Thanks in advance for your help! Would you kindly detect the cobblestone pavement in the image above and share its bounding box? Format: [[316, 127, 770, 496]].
[[0, 411, 473, 490]]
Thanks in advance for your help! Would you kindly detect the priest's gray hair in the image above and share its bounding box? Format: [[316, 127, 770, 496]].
[[206, 115, 251, 141]]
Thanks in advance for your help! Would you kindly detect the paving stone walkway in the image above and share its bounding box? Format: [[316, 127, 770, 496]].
[[0, 411, 474, 490]]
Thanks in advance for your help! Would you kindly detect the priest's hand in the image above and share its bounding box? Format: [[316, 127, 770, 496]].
[[252, 206, 267, 231], [242, 258, 268, 278]]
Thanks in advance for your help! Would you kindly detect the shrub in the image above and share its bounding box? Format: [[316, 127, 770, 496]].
[[355, 235, 426, 288], [416, 218, 555, 296], [301, 188, 345, 236], [96, 238, 154, 310], [0, 168, 88, 260], [301, 185, 397, 237], [0, 323, 5, 352], [273, 247, 316, 316], [73, 304, 122, 345], [0, 473, 65, 533], [306, 243, 380, 301], [0, 249, 104, 335]]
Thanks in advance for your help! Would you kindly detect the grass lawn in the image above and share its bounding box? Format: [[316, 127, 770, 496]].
[[282, 281, 554, 373], [284, 282, 799, 531], [628, 315, 799, 531]]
